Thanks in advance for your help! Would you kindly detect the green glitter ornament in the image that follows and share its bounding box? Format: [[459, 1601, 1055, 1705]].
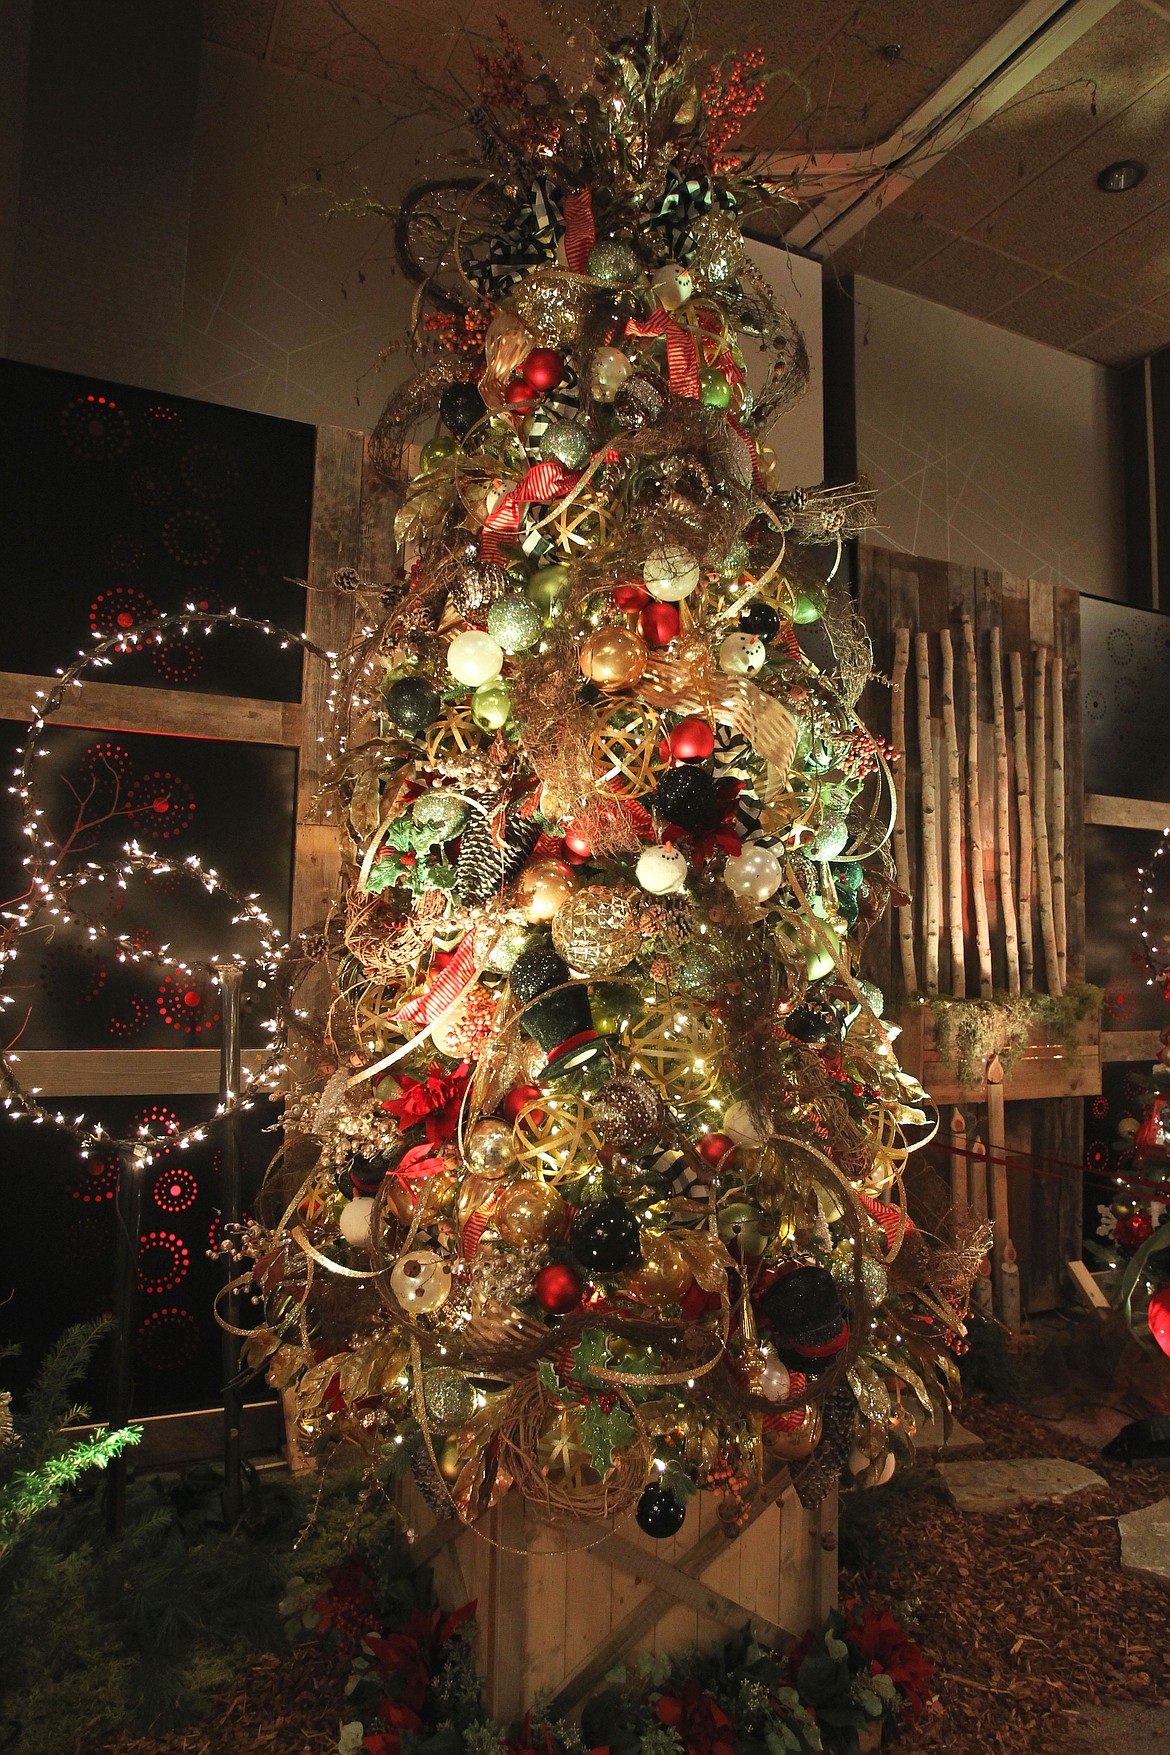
[[422, 1366, 476, 1432], [486, 593, 542, 654], [539, 419, 592, 471], [411, 793, 468, 842], [587, 240, 642, 285]]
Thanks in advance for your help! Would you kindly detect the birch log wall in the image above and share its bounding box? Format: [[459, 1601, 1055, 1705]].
[[856, 547, 1095, 1313]]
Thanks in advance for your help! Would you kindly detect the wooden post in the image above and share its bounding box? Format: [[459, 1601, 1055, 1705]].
[[105, 1144, 148, 1534], [216, 963, 244, 1525], [890, 627, 917, 995], [969, 1136, 993, 1317], [939, 629, 966, 997], [948, 1107, 967, 1221], [1008, 650, 1035, 992], [961, 616, 992, 997], [989, 628, 1020, 995], [1051, 652, 1067, 989], [1031, 646, 1062, 995], [914, 632, 940, 994], [984, 1054, 1016, 1326]]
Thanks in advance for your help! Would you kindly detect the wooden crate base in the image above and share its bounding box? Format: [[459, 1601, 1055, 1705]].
[[891, 1004, 1100, 1105], [401, 1474, 837, 1723]]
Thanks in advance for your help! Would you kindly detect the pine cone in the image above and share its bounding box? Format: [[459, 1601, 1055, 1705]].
[[456, 804, 540, 905]]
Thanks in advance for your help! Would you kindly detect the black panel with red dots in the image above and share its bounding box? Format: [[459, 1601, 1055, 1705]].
[[0, 358, 313, 697]]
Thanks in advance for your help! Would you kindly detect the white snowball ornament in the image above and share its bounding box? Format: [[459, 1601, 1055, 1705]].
[[724, 844, 784, 902], [447, 629, 504, 687], [718, 632, 765, 675], [339, 1196, 375, 1248], [635, 844, 689, 894], [643, 545, 700, 602], [390, 1247, 453, 1313], [651, 263, 694, 310], [724, 1099, 774, 1148]]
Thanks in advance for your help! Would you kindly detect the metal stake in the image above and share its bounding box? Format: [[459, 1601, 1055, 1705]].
[[216, 963, 244, 1524], [105, 1143, 147, 1534]]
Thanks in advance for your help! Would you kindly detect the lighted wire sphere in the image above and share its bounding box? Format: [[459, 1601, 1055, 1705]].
[[643, 544, 700, 602], [625, 1003, 725, 1103], [723, 844, 784, 902]]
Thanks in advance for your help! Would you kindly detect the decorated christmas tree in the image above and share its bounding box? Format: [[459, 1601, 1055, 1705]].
[[243, 9, 984, 1543]]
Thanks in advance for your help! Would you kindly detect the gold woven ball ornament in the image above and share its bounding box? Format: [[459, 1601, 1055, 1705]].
[[423, 703, 488, 766], [589, 701, 664, 798], [551, 886, 641, 976], [625, 1002, 725, 1104], [512, 1092, 604, 1181]]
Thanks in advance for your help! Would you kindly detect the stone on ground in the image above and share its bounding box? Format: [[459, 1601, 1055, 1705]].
[[1117, 1498, 1170, 1587], [938, 1457, 1106, 1513], [1068, 1702, 1170, 1754], [914, 1413, 985, 1457]]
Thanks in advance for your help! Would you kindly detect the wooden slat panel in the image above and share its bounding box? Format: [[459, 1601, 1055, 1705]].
[[1101, 1030, 1160, 1062], [4, 1047, 268, 1095], [1055, 586, 1085, 980], [0, 672, 302, 744], [1085, 794, 1170, 829], [856, 544, 893, 997]]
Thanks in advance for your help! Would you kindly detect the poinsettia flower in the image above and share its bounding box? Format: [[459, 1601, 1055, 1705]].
[[845, 1607, 935, 1724], [380, 1062, 471, 1142]]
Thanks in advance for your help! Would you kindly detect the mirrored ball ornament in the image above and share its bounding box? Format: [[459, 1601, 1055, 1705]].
[[723, 844, 784, 902], [465, 1119, 516, 1179], [579, 626, 646, 690]]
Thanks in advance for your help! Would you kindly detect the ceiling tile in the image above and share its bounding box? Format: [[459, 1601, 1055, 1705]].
[[895, 0, 1170, 236], [1072, 304, 1170, 365], [989, 275, 1129, 350], [1059, 196, 1170, 304], [824, 208, 952, 281], [895, 235, 1042, 318], [202, 0, 278, 58], [969, 72, 1170, 270], [271, 0, 463, 100]]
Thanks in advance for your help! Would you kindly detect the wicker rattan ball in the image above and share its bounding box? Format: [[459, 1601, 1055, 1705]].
[[512, 1091, 604, 1180], [624, 1003, 725, 1104], [589, 702, 664, 799]]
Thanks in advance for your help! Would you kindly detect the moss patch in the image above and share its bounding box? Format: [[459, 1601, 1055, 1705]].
[[924, 983, 1101, 1084]]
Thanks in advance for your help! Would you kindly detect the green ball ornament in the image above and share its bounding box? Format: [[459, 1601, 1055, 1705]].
[[814, 812, 849, 860], [698, 366, 731, 410], [422, 1366, 476, 1433], [526, 563, 571, 618], [587, 240, 642, 285], [486, 593, 542, 654], [482, 918, 544, 974], [717, 1201, 772, 1255], [411, 793, 468, 841], [590, 981, 644, 1038], [472, 680, 512, 730], [419, 436, 459, 471], [676, 939, 728, 1000], [539, 420, 592, 471], [805, 944, 836, 981], [791, 581, 829, 625]]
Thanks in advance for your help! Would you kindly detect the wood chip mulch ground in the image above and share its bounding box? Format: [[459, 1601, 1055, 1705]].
[[841, 1391, 1170, 1754], [84, 1390, 1170, 1755]]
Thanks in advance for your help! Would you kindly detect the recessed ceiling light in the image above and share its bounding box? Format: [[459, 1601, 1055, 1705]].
[[1098, 159, 1147, 193]]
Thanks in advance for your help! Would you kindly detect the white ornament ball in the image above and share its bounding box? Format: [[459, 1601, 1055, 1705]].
[[651, 263, 694, 311], [643, 545, 700, 602], [718, 632, 766, 675], [877, 1450, 897, 1485], [635, 844, 689, 895], [447, 629, 504, 687], [757, 1345, 791, 1404], [339, 1196, 375, 1248], [590, 346, 634, 402], [724, 844, 784, 902], [390, 1247, 453, 1313], [724, 1098, 774, 1148]]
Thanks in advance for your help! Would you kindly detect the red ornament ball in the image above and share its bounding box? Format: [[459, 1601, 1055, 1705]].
[[1116, 1211, 1154, 1249], [613, 582, 651, 613], [639, 600, 680, 647], [505, 379, 537, 411], [534, 1261, 584, 1314], [563, 821, 593, 858], [1149, 1283, 1170, 1357], [698, 1132, 738, 1169], [522, 348, 565, 393], [668, 716, 715, 763], [503, 1083, 544, 1124]]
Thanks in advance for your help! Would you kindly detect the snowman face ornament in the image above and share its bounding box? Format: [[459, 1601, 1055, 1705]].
[[718, 631, 766, 676], [636, 844, 689, 895], [651, 263, 694, 311]]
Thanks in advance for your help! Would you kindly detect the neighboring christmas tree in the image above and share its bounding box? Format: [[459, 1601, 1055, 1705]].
[[241, 10, 982, 1535]]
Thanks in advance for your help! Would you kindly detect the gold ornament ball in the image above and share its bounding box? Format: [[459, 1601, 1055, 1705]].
[[580, 626, 647, 691], [436, 1434, 464, 1482], [515, 857, 576, 923], [551, 885, 641, 975], [627, 1231, 692, 1308], [763, 1404, 822, 1461], [494, 1178, 565, 1247], [465, 1118, 516, 1178], [423, 1366, 476, 1432]]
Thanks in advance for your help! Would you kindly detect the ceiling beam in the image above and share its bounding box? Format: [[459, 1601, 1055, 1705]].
[[780, 0, 1124, 256]]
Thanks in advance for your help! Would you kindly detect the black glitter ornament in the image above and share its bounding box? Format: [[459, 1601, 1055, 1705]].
[[783, 1000, 839, 1046], [636, 1480, 687, 1538], [570, 1196, 642, 1273], [655, 764, 717, 830], [440, 381, 488, 437], [383, 675, 441, 735], [510, 946, 602, 1071], [738, 599, 780, 640]]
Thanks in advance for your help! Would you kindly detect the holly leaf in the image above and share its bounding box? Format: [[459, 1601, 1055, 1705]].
[[580, 1398, 634, 1476], [570, 1327, 611, 1386], [363, 855, 404, 894], [538, 1359, 560, 1395]]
